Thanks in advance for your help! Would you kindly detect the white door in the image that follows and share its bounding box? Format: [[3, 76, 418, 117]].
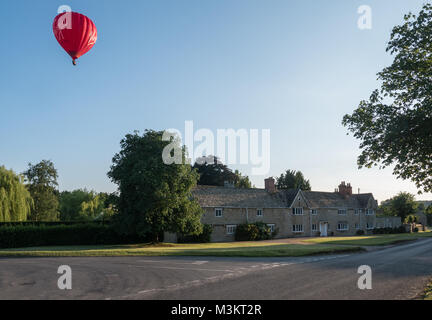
[[320, 223, 328, 237]]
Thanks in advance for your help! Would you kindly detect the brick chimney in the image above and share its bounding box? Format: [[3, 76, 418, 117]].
[[337, 181, 352, 197], [265, 177, 276, 193]]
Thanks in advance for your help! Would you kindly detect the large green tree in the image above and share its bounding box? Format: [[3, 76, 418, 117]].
[[108, 130, 203, 242], [276, 170, 311, 190], [343, 3, 432, 193], [0, 166, 33, 222], [379, 192, 418, 222], [23, 160, 59, 221]]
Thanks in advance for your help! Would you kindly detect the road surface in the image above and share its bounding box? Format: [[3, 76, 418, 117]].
[[1, 238, 431, 300]]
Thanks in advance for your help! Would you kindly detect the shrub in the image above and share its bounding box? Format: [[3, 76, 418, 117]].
[[235, 222, 273, 241], [178, 224, 213, 243], [235, 223, 259, 241], [0, 223, 149, 249], [413, 227, 419, 233], [255, 222, 273, 240], [356, 230, 365, 236]]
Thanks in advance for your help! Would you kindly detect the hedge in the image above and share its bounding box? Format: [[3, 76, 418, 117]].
[[0, 224, 150, 249], [372, 226, 407, 235]]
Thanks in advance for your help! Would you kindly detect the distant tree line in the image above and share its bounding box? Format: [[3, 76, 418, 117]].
[[0, 160, 117, 222]]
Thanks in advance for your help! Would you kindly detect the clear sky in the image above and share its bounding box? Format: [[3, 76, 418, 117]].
[[1, 0, 431, 202]]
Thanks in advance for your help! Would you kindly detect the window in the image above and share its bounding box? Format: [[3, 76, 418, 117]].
[[354, 209, 360, 215], [338, 209, 347, 215], [312, 224, 318, 231], [226, 225, 237, 235], [366, 223, 374, 230], [292, 224, 304, 233], [257, 209, 263, 217], [355, 223, 360, 229], [215, 208, 223, 217], [366, 209, 375, 215], [267, 224, 275, 233], [292, 208, 304, 215], [310, 209, 318, 215], [337, 222, 349, 231]]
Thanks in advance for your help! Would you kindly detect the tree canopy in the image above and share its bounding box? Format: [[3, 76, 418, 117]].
[[108, 130, 203, 242], [276, 170, 311, 190], [378, 192, 417, 222], [193, 155, 252, 188], [59, 189, 116, 221], [343, 3, 432, 193], [234, 170, 253, 189], [80, 192, 116, 221], [193, 156, 237, 186], [0, 166, 33, 222], [59, 189, 93, 221], [23, 160, 59, 221]]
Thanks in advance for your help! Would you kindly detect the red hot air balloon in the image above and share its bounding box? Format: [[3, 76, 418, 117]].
[[53, 12, 97, 65]]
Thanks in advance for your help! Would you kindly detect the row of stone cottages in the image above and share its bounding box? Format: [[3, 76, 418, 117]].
[[165, 178, 401, 243]]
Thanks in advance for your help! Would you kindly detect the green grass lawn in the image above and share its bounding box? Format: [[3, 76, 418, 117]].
[[422, 280, 432, 300], [2, 232, 430, 258], [0, 241, 364, 258], [303, 231, 432, 246]]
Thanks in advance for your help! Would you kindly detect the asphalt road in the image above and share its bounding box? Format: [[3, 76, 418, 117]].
[[1, 238, 432, 300]]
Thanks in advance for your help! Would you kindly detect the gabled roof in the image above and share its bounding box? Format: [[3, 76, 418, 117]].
[[192, 186, 377, 209], [278, 189, 300, 208]]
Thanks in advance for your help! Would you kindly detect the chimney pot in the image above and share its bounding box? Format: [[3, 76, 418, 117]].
[[338, 181, 353, 196]]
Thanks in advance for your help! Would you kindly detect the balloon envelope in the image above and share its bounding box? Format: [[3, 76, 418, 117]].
[[53, 12, 97, 64]]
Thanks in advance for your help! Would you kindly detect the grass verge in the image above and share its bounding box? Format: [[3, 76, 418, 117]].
[[303, 231, 432, 246], [422, 280, 432, 300], [0, 242, 364, 257]]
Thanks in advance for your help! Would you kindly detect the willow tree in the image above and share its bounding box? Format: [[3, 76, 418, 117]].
[[0, 166, 33, 222]]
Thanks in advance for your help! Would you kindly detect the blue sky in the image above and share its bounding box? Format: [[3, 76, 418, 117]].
[[1, 0, 431, 202]]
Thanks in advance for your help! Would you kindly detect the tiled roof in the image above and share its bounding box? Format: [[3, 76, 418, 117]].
[[192, 185, 376, 209], [302, 191, 375, 209], [192, 186, 288, 208]]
